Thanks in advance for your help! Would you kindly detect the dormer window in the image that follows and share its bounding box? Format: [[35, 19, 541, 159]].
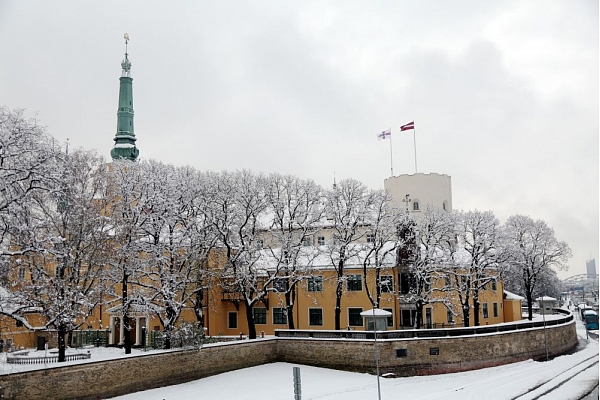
[[366, 233, 375, 243]]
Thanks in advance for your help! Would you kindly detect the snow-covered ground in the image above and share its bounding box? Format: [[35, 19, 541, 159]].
[[111, 322, 598, 400]]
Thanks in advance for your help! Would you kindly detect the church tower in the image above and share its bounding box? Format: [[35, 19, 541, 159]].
[[111, 33, 139, 161]]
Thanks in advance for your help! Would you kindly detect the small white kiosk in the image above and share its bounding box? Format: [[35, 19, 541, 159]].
[[536, 296, 557, 315], [361, 308, 392, 331]]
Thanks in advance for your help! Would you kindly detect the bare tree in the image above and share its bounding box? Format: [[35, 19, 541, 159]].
[[324, 179, 372, 330], [361, 190, 406, 310], [107, 160, 150, 354], [264, 174, 325, 329], [133, 162, 217, 348], [11, 148, 111, 361], [451, 210, 505, 327], [0, 107, 58, 258], [206, 170, 275, 339], [503, 215, 571, 320], [404, 206, 455, 328]]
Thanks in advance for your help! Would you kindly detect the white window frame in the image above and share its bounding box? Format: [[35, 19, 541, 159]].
[[308, 308, 323, 326]]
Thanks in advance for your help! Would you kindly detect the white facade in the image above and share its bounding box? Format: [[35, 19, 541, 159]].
[[384, 173, 452, 213]]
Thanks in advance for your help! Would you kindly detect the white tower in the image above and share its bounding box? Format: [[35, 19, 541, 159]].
[[384, 173, 452, 213]]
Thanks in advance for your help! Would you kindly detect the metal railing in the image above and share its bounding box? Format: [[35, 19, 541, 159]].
[[6, 353, 91, 364], [275, 310, 574, 340], [71, 330, 110, 348]]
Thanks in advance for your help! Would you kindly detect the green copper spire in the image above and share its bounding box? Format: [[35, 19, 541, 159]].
[[111, 33, 139, 161]]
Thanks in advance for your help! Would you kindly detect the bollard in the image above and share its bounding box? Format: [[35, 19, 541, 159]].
[[293, 366, 301, 400], [261, 331, 265, 338]]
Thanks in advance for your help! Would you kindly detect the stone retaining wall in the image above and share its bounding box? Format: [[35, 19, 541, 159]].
[[0, 319, 578, 399], [275, 320, 578, 376], [0, 340, 277, 400]]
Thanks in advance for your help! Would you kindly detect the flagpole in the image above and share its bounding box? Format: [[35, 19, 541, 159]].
[[413, 126, 417, 173], [389, 127, 394, 176]]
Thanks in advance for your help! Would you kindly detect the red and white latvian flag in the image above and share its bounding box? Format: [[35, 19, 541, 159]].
[[377, 128, 391, 140], [400, 121, 415, 131]]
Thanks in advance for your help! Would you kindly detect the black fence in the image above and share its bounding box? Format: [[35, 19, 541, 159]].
[[71, 330, 110, 348]]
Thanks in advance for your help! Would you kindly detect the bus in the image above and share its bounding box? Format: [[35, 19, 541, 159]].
[[583, 310, 599, 330]]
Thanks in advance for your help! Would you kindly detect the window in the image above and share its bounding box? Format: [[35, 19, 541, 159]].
[[491, 280, 497, 291], [425, 307, 432, 329], [302, 237, 311, 247], [348, 308, 363, 327], [317, 236, 325, 246], [379, 275, 394, 293], [307, 276, 323, 292], [447, 309, 454, 323], [309, 308, 323, 326], [483, 303, 489, 319], [383, 308, 394, 327], [444, 275, 451, 288], [493, 302, 498, 318], [347, 274, 362, 291], [253, 308, 267, 324], [17, 267, 25, 280], [425, 279, 432, 292], [273, 278, 288, 292], [400, 273, 412, 295], [413, 202, 420, 211], [366, 233, 375, 244], [273, 308, 287, 325], [228, 312, 237, 329]]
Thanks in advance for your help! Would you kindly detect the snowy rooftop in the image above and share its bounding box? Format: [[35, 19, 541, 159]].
[[504, 290, 524, 300]]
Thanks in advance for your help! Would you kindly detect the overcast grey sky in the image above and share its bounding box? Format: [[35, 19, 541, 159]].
[[0, 1, 597, 278]]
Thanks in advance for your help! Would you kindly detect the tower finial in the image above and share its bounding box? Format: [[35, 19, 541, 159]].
[[121, 33, 131, 77]]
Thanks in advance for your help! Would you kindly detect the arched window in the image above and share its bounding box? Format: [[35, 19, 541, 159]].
[[413, 201, 420, 211]]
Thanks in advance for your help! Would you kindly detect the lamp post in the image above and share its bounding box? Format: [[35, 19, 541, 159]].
[[541, 296, 549, 361], [373, 307, 381, 400]]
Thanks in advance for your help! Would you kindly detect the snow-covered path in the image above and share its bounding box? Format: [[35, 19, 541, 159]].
[[112, 325, 598, 400]]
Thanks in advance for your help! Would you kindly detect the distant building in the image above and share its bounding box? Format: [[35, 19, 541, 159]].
[[586, 259, 596, 279], [384, 173, 452, 213]]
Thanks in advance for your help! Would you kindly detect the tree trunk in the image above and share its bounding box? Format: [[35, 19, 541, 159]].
[[163, 326, 172, 349], [244, 302, 257, 339], [335, 280, 343, 330], [415, 308, 423, 329], [285, 286, 295, 330], [122, 271, 131, 354], [57, 324, 66, 362], [473, 297, 480, 326], [194, 289, 205, 328], [163, 307, 177, 349], [526, 291, 534, 321], [462, 305, 470, 327]]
